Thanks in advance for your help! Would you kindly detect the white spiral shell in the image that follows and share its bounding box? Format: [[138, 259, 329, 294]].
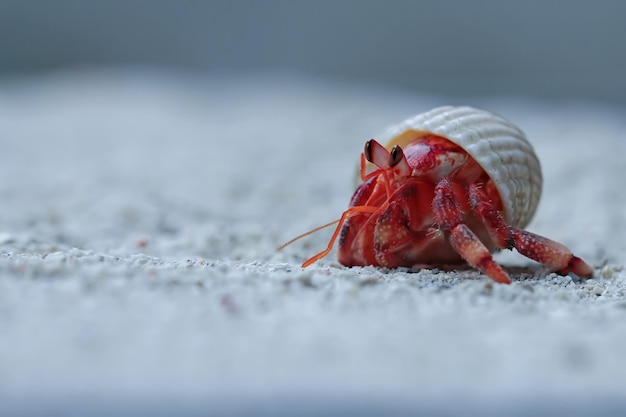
[[374, 106, 542, 229]]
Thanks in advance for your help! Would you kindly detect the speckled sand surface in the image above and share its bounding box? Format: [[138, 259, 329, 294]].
[[1, 71, 626, 415]]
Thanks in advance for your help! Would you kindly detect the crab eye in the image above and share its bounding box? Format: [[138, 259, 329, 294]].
[[364, 140, 374, 163], [388, 145, 404, 167]]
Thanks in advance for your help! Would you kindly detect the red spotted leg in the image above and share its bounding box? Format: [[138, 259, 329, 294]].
[[432, 178, 512, 284], [468, 184, 593, 279]]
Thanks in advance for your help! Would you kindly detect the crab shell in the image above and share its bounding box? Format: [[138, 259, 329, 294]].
[[365, 106, 543, 229]]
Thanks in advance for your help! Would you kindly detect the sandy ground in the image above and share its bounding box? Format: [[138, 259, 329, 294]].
[[1, 70, 626, 416]]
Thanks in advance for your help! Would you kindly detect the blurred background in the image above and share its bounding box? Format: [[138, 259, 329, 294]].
[[1, 0, 625, 104], [3, 3, 626, 415]]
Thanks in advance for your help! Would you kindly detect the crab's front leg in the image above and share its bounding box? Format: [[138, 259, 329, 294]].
[[432, 178, 512, 284], [468, 184, 593, 279]]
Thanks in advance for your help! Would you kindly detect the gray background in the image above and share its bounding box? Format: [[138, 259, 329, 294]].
[[3, 2, 626, 416], [1, 0, 625, 103]]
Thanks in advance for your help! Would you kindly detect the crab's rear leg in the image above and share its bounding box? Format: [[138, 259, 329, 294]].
[[433, 178, 511, 284], [469, 184, 593, 279]]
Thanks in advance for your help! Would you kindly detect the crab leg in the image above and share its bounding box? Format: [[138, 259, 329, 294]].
[[301, 205, 379, 268], [468, 184, 593, 279], [432, 178, 511, 284]]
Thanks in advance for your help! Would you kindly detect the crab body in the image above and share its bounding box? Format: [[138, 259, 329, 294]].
[[295, 106, 593, 284], [338, 134, 495, 267]]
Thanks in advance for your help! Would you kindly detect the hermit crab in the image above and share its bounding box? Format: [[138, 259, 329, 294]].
[[281, 106, 593, 284]]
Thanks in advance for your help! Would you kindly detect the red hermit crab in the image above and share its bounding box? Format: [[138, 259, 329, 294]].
[[282, 106, 593, 284]]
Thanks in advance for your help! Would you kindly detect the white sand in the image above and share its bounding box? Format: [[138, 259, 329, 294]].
[[1, 71, 625, 415]]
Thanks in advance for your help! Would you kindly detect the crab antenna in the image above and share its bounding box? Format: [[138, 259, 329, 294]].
[[300, 205, 379, 267], [276, 219, 340, 251], [360, 153, 368, 180]]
